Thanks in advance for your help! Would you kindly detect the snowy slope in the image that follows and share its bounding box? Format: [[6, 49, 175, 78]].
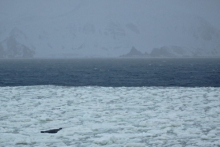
[[0, 0, 220, 58]]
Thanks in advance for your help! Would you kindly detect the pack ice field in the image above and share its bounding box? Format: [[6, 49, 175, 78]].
[[0, 86, 220, 147]]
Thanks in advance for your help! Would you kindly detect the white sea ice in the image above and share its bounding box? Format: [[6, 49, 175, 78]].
[[0, 86, 220, 147]]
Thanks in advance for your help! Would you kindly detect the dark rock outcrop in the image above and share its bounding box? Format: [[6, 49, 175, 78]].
[[121, 46, 146, 57]]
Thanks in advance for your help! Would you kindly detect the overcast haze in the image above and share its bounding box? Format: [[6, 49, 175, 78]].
[[0, 0, 220, 58]]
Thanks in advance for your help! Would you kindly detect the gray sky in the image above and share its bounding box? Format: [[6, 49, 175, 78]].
[[1, 0, 220, 29], [173, 0, 220, 29]]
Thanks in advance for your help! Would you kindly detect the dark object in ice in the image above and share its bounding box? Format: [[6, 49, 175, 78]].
[[41, 128, 62, 133]]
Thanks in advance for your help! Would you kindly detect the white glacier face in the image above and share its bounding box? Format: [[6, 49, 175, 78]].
[[0, 0, 220, 58], [0, 86, 220, 146]]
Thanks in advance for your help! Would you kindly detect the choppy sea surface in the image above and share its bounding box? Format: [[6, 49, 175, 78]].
[[0, 58, 220, 147], [0, 58, 219, 87]]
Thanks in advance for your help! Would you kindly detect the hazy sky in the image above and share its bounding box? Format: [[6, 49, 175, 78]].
[[1, 0, 220, 29]]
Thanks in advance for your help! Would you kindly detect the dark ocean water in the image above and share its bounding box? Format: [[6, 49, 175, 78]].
[[0, 58, 219, 87]]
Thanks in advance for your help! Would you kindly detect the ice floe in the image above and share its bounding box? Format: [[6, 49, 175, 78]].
[[0, 86, 220, 146]]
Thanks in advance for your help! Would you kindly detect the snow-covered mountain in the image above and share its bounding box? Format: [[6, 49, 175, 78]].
[[0, 28, 35, 58], [0, 0, 220, 58]]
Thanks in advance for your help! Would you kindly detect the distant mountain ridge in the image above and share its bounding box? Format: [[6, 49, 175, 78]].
[[0, 1, 220, 58], [121, 46, 220, 58]]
